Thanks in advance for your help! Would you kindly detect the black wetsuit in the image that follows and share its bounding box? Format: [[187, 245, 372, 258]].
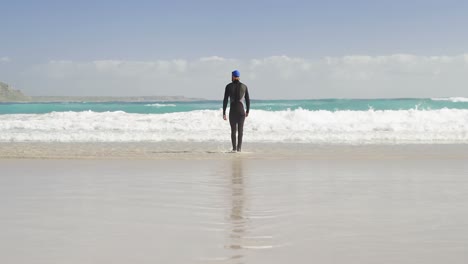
[[223, 80, 250, 151]]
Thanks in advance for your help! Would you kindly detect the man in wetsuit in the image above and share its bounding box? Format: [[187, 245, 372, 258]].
[[223, 70, 250, 152]]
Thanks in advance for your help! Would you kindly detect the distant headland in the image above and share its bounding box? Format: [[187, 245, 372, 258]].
[[0, 81, 203, 102], [0, 82, 30, 102]]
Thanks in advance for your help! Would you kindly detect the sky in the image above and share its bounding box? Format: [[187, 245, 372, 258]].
[[1, 0, 468, 99]]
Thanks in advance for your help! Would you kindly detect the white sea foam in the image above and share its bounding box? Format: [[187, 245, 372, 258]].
[[144, 103, 177, 107], [431, 97, 468, 103], [1, 109, 468, 143]]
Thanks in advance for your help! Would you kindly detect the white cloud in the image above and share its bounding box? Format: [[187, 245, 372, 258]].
[[0, 57, 11, 63], [20, 54, 468, 99], [199, 56, 226, 62]]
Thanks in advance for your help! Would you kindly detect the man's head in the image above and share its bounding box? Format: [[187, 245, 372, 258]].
[[232, 70, 240, 81]]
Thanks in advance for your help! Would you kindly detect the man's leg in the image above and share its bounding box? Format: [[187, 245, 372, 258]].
[[237, 115, 246, 152], [229, 116, 237, 151]]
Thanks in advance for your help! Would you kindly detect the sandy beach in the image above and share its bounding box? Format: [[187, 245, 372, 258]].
[[1, 143, 468, 263]]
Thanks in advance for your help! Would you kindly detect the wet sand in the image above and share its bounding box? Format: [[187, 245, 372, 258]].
[[1, 144, 468, 263], [1, 142, 468, 160]]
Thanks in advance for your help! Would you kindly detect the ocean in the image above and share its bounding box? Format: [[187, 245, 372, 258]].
[[1, 98, 468, 144]]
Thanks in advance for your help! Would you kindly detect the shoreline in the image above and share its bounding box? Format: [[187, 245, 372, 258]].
[[0, 98, 205, 103], [1, 142, 467, 160]]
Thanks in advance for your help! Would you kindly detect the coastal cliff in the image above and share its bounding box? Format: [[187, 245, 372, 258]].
[[0, 82, 30, 102]]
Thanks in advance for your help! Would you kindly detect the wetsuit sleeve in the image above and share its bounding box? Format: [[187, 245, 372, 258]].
[[223, 85, 229, 115], [245, 87, 250, 114]]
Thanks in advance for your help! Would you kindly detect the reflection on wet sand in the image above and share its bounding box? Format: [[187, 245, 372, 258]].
[[3, 154, 468, 264], [227, 157, 247, 262]]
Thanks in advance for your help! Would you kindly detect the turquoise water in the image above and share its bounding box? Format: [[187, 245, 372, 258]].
[[1, 98, 468, 114]]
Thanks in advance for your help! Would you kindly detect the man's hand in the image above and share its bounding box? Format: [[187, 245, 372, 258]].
[[223, 114, 227, 120], [246, 112, 249, 117]]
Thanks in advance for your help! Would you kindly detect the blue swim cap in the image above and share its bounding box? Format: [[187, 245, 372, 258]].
[[232, 70, 240, 77]]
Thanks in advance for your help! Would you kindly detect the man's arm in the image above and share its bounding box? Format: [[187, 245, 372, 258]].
[[223, 85, 229, 116], [245, 87, 250, 116]]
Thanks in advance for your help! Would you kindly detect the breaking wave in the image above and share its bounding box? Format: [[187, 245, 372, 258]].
[[1, 109, 468, 143], [431, 97, 468, 103]]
